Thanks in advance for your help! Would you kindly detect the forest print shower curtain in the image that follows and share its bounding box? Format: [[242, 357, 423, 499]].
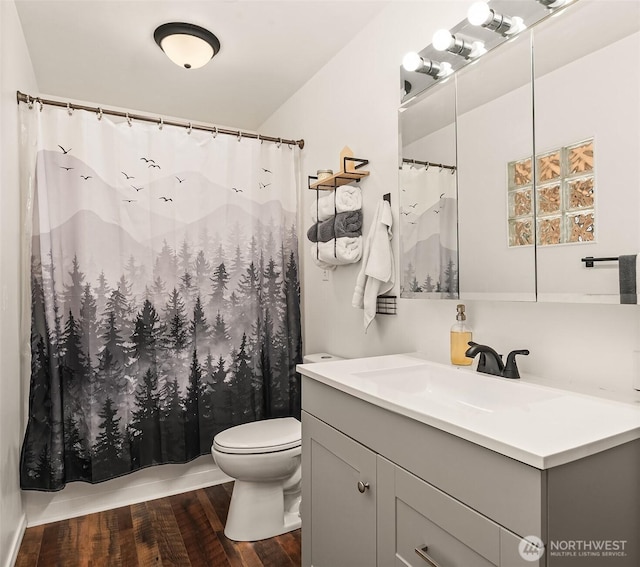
[[20, 105, 302, 491]]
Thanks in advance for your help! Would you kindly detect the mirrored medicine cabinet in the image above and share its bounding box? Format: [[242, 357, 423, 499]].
[[399, 0, 640, 304]]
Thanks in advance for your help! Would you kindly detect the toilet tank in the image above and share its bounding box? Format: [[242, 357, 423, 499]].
[[302, 353, 344, 364]]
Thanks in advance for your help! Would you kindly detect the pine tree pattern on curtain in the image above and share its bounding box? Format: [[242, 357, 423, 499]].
[[20, 106, 302, 491]]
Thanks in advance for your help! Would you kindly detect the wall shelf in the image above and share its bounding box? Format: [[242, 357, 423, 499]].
[[308, 146, 369, 190]]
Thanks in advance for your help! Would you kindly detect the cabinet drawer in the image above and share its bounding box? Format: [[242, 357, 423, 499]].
[[379, 456, 500, 567]]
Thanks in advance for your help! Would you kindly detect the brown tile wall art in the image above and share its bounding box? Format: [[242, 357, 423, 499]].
[[507, 138, 595, 247]]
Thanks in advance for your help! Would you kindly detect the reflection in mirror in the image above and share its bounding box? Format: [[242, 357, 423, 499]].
[[533, 0, 640, 303], [456, 30, 535, 301], [399, 79, 458, 298]]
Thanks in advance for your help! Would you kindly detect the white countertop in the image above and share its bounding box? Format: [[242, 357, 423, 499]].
[[297, 353, 640, 469]]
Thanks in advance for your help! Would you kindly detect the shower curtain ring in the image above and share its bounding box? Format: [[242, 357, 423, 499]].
[[237, 131, 242, 142], [26, 95, 33, 109], [158, 117, 163, 130], [451, 167, 456, 175], [257, 134, 262, 144], [277, 138, 282, 148], [126, 113, 132, 127], [212, 127, 218, 138], [38, 99, 43, 112], [439, 164, 443, 172], [97, 108, 103, 121], [67, 102, 73, 116], [187, 122, 192, 135]]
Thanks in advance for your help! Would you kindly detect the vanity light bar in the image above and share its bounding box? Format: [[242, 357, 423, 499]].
[[401, 0, 569, 88]]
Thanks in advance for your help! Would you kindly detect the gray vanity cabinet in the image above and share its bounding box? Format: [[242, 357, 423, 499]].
[[303, 407, 539, 567], [301, 375, 634, 567]]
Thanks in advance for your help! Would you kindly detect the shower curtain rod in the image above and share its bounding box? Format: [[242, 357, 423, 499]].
[[402, 158, 456, 172], [16, 91, 305, 150]]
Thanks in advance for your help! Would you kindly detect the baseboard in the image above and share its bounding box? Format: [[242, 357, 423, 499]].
[[24, 456, 231, 527], [5, 512, 27, 567]]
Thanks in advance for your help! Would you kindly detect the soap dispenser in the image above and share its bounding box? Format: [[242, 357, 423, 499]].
[[451, 304, 473, 366]]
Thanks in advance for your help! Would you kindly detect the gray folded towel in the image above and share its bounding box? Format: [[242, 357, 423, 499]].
[[307, 210, 362, 243], [619, 254, 637, 304]]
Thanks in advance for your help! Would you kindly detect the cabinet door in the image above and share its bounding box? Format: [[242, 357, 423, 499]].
[[302, 411, 377, 567], [377, 456, 500, 567]]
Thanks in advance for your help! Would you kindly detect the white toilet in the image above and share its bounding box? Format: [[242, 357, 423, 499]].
[[212, 417, 302, 541], [212, 353, 343, 541]]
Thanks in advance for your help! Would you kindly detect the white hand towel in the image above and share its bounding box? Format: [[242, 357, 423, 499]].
[[310, 185, 362, 222], [311, 237, 362, 266], [352, 200, 394, 332], [309, 246, 337, 270]]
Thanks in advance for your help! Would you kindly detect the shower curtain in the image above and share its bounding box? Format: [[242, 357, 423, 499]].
[[399, 163, 458, 298], [19, 104, 302, 491]]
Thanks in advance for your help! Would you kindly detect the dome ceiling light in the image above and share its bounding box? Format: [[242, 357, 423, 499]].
[[154, 22, 221, 70]]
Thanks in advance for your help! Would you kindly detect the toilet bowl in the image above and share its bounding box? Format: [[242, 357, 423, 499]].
[[211, 417, 302, 541]]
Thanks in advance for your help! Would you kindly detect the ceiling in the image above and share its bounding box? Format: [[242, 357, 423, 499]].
[[15, 1, 388, 131]]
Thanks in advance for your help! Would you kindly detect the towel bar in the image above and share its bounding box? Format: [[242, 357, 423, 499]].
[[376, 295, 397, 315], [581, 256, 619, 268]]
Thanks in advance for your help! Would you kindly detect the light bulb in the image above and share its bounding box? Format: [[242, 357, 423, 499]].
[[505, 17, 526, 35], [468, 41, 487, 58], [537, 0, 567, 7], [402, 52, 423, 72], [468, 1, 492, 26], [432, 29, 486, 59], [438, 62, 453, 78], [432, 29, 454, 52]]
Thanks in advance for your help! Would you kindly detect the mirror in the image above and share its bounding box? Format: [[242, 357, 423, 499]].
[[533, 0, 640, 303], [398, 0, 640, 304], [399, 79, 458, 298], [456, 30, 535, 301]]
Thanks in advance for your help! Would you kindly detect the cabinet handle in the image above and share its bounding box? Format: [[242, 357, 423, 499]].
[[357, 481, 370, 493], [415, 545, 443, 567]]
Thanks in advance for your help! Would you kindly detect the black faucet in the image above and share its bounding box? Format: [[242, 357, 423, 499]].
[[464, 342, 529, 379]]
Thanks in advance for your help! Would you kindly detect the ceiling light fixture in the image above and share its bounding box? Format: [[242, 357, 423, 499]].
[[154, 22, 221, 69], [402, 52, 452, 79], [467, 2, 526, 36], [432, 29, 486, 59]]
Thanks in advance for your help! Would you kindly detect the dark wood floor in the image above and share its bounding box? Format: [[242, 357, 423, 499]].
[[15, 482, 301, 567]]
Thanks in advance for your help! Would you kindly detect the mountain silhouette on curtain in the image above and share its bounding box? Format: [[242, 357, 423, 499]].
[[21, 146, 302, 491]]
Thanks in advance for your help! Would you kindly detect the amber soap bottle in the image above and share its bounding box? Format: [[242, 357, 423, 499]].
[[450, 304, 472, 366]]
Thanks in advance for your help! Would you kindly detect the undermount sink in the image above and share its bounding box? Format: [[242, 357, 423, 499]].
[[352, 363, 561, 413]]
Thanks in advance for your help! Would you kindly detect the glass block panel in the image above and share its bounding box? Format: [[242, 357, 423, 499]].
[[567, 176, 594, 210], [567, 140, 594, 175], [509, 158, 532, 187], [509, 187, 532, 217], [537, 151, 561, 182], [537, 216, 562, 246], [566, 211, 595, 242], [537, 183, 561, 215], [509, 217, 533, 247]]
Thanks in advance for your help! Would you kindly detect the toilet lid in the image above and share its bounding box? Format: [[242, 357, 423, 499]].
[[213, 417, 301, 454]]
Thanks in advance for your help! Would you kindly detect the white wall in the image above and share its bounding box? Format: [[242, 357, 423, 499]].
[[0, 1, 38, 565], [260, 1, 640, 398]]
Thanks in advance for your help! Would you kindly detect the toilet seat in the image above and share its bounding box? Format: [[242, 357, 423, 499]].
[[213, 417, 301, 455]]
